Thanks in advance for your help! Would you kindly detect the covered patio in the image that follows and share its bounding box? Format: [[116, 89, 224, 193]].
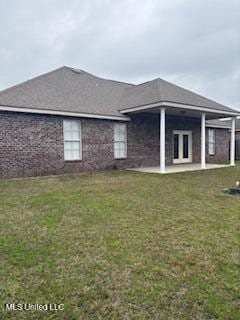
[[121, 100, 239, 174], [128, 163, 230, 174]]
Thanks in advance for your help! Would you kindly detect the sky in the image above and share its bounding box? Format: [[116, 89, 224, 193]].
[[0, 0, 239, 109]]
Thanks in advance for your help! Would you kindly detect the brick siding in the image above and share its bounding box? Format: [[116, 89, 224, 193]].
[[0, 111, 230, 179], [206, 128, 230, 163]]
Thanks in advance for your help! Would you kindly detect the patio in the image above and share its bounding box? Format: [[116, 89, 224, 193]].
[[121, 105, 237, 174], [128, 163, 230, 174]]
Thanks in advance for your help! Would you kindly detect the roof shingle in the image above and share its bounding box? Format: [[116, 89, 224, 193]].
[[0, 66, 238, 118]]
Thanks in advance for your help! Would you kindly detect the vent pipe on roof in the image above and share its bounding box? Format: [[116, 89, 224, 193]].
[[71, 68, 83, 75]]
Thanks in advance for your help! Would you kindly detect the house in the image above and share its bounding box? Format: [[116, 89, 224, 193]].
[[0, 66, 239, 179]]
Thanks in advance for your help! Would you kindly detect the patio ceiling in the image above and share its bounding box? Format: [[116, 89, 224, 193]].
[[147, 106, 232, 120]]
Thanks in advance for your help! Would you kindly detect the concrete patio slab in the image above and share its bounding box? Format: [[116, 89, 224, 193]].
[[128, 163, 230, 174]]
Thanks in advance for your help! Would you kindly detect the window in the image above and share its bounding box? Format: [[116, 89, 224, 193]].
[[173, 134, 179, 159], [63, 120, 82, 160], [208, 129, 215, 155], [114, 123, 127, 159], [183, 134, 189, 159]]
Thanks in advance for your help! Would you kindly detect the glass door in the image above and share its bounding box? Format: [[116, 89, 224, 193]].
[[173, 130, 192, 164]]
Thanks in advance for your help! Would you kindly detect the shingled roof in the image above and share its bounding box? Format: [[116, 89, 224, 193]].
[[121, 78, 235, 112], [0, 66, 238, 119], [206, 118, 240, 130], [206, 118, 232, 128], [0, 67, 133, 118]]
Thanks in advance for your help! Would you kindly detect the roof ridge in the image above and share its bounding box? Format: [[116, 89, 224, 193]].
[[155, 78, 163, 100], [0, 66, 68, 97], [134, 77, 160, 87], [122, 78, 161, 98], [69, 67, 134, 87]]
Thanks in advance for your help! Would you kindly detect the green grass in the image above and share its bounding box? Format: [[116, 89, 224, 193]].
[[0, 165, 240, 319]]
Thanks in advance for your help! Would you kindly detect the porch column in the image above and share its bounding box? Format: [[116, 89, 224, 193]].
[[230, 117, 236, 166], [201, 112, 206, 169], [160, 107, 166, 173]]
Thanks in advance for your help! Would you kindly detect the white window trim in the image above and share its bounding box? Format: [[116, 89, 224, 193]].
[[208, 129, 216, 156], [114, 123, 127, 159], [63, 120, 82, 161]]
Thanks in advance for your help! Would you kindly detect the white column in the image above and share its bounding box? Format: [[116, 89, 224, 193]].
[[201, 112, 206, 169], [160, 108, 166, 173], [230, 117, 236, 166]]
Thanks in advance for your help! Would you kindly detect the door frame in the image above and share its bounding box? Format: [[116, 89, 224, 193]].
[[173, 130, 192, 164]]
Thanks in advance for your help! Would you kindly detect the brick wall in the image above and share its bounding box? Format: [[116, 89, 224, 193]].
[[235, 131, 240, 160], [165, 116, 201, 164], [0, 111, 230, 179], [235, 131, 240, 140], [0, 111, 118, 178], [206, 128, 230, 163], [126, 113, 160, 168]]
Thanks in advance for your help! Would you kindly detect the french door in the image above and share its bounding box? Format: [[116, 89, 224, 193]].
[[173, 130, 192, 164]]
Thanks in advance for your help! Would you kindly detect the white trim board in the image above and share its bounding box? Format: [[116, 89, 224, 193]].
[[206, 124, 231, 129], [0, 105, 130, 121], [0, 103, 238, 122], [120, 101, 240, 117]]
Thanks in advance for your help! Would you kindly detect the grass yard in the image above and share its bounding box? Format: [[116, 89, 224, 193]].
[[0, 165, 240, 320]]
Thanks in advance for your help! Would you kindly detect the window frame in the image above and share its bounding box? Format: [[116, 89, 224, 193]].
[[208, 129, 216, 156], [114, 123, 127, 159], [63, 120, 82, 161]]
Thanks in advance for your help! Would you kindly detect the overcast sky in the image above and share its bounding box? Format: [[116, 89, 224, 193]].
[[0, 0, 239, 109]]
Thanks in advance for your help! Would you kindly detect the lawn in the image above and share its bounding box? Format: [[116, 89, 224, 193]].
[[0, 165, 240, 320]]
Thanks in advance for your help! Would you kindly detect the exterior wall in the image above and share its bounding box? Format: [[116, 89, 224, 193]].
[[0, 111, 161, 178], [206, 128, 230, 163], [235, 131, 240, 140], [0, 111, 119, 179], [126, 113, 160, 167], [165, 116, 201, 164], [235, 131, 240, 160], [0, 111, 230, 179]]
